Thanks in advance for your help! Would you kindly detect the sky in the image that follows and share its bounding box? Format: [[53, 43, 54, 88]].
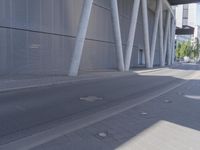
[[197, 3, 200, 25], [186, 3, 200, 27]]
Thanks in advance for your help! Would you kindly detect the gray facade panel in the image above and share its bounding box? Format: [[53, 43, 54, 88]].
[[0, 28, 8, 74], [80, 40, 117, 71]]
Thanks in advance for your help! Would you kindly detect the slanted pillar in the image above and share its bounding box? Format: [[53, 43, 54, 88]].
[[159, 3, 164, 67], [141, 0, 151, 68], [68, 0, 93, 76], [171, 18, 176, 64], [125, 0, 141, 71], [167, 18, 172, 65], [163, 10, 171, 63], [150, 0, 162, 67], [111, 0, 125, 71], [170, 18, 174, 64]]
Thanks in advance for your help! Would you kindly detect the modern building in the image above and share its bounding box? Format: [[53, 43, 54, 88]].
[[0, 0, 193, 76], [175, 2, 200, 43]]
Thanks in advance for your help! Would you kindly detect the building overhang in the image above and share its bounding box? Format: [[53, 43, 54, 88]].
[[168, 0, 200, 5], [176, 25, 195, 35]]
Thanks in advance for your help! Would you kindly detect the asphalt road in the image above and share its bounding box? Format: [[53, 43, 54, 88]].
[[0, 63, 199, 145]]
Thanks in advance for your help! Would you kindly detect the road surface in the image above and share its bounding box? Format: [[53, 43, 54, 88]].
[[0, 63, 199, 149]]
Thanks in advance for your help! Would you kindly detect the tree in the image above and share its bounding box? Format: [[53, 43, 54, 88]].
[[192, 37, 200, 59], [176, 39, 200, 60], [176, 43, 182, 59], [176, 41, 192, 59]]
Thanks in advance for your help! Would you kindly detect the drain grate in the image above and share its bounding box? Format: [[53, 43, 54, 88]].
[[80, 96, 103, 102]]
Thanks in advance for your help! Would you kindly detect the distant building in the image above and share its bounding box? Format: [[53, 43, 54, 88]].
[[175, 3, 200, 43]]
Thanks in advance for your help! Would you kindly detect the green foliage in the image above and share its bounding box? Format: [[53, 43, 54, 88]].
[[176, 43, 182, 58], [176, 38, 200, 59], [192, 37, 200, 59]]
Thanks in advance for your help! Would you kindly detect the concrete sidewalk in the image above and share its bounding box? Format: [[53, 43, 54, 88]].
[[30, 72, 200, 150], [1, 67, 199, 150], [0, 68, 164, 93]]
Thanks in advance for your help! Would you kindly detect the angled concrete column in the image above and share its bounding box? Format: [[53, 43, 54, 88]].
[[68, 0, 93, 76], [163, 11, 171, 63], [170, 18, 174, 64], [167, 21, 171, 65], [124, 0, 141, 71], [171, 18, 174, 64], [141, 0, 151, 68], [150, 0, 162, 67], [111, 0, 125, 72], [159, 4, 164, 67], [171, 19, 176, 64]]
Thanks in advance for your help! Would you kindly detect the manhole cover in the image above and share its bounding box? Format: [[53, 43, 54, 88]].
[[164, 99, 172, 103], [140, 112, 148, 116], [98, 132, 107, 138], [95, 131, 110, 139], [80, 96, 103, 102]]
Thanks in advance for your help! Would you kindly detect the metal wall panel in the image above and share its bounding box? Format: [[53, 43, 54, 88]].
[[0, 0, 159, 75]]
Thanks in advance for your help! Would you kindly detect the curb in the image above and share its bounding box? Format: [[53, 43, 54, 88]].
[[133, 67, 167, 74], [0, 68, 167, 93], [0, 73, 134, 94]]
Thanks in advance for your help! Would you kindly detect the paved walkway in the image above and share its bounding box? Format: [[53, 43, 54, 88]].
[[0, 68, 163, 93], [30, 71, 200, 150], [0, 64, 199, 150]]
